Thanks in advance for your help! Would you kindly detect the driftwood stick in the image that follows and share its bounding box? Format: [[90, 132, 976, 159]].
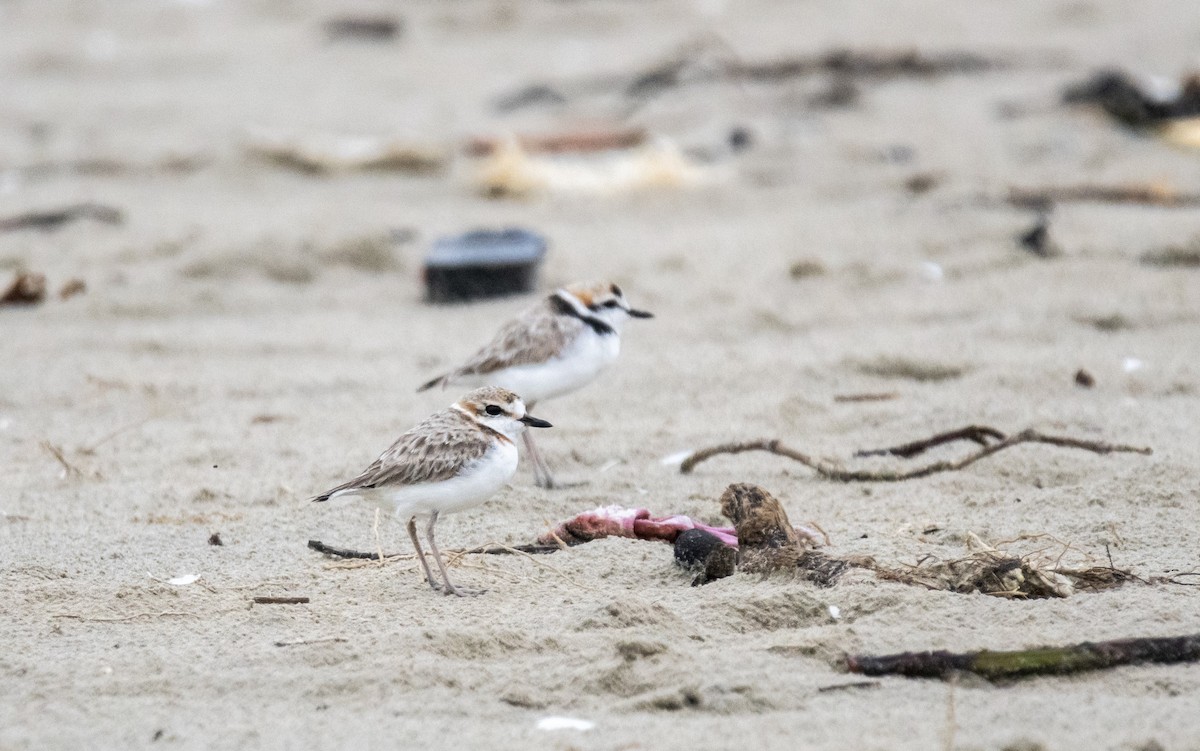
[[308, 539, 383, 559], [0, 202, 123, 232], [846, 633, 1200, 681], [679, 427, 1151, 481], [817, 681, 881, 693], [252, 596, 310, 605], [306, 539, 557, 560], [274, 637, 347, 647], [680, 439, 824, 474], [39, 440, 83, 477], [1007, 185, 1200, 209]]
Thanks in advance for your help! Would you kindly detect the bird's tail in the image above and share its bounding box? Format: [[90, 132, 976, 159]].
[[310, 478, 367, 504]]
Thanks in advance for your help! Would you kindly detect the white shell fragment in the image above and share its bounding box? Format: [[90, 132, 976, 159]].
[[918, 261, 945, 282], [660, 450, 695, 467], [167, 574, 201, 586], [477, 139, 710, 198], [536, 717, 595, 732]]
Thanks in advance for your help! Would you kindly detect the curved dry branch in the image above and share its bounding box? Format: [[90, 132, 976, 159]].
[[678, 427, 1151, 481], [854, 425, 1006, 458]]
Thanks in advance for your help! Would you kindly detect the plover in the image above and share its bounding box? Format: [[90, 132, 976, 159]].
[[311, 386, 551, 596], [418, 281, 651, 488]]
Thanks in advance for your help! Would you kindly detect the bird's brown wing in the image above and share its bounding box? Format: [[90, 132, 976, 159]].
[[418, 300, 583, 390], [312, 410, 494, 501]]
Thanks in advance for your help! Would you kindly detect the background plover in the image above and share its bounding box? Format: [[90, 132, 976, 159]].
[[419, 281, 651, 488], [312, 386, 551, 596]]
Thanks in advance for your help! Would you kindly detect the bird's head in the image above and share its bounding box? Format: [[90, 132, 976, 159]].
[[454, 387, 551, 439], [561, 281, 653, 331]]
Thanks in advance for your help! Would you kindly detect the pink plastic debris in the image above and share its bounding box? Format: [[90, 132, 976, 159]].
[[536, 505, 822, 548]]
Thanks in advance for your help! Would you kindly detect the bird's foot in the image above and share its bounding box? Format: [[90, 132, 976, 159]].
[[441, 583, 487, 597]]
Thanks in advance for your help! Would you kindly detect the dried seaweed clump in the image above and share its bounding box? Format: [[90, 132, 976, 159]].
[[874, 532, 1135, 599], [716, 484, 868, 587]]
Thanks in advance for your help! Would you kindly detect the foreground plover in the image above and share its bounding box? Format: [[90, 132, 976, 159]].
[[311, 387, 550, 596], [418, 282, 651, 488]]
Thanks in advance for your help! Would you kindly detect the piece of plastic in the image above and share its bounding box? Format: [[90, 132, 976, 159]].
[[423, 228, 546, 303]]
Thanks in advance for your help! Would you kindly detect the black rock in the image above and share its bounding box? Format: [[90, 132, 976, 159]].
[[728, 126, 753, 152], [324, 15, 403, 42], [1063, 70, 1200, 128], [674, 529, 726, 568], [1018, 213, 1058, 258]]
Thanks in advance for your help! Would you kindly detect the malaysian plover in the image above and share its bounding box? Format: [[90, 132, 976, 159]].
[[418, 282, 651, 488], [311, 386, 551, 596]]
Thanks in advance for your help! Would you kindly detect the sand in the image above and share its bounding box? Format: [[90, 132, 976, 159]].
[[3, 1, 1200, 749]]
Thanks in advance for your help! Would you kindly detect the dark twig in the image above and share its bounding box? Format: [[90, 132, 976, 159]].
[[1163, 572, 1200, 586], [39, 441, 83, 478], [679, 427, 1151, 481], [323, 15, 401, 42], [1141, 247, 1200, 269], [307, 539, 558, 560], [680, 439, 820, 474], [817, 681, 881, 693], [79, 415, 162, 454], [308, 539, 382, 559], [1007, 185, 1200, 210], [846, 633, 1200, 681], [833, 392, 899, 403], [1, 272, 47, 306], [854, 425, 1007, 458], [274, 637, 347, 647], [252, 596, 309, 605], [498, 46, 1008, 112], [0, 202, 123, 232]]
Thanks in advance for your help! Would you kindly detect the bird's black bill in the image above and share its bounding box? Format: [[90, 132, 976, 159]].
[[520, 415, 552, 428], [628, 309, 654, 318]]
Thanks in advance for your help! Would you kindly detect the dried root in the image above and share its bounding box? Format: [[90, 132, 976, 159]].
[[307, 539, 558, 560], [679, 425, 1151, 480], [307, 484, 1157, 601], [708, 484, 872, 586], [872, 533, 1136, 599]]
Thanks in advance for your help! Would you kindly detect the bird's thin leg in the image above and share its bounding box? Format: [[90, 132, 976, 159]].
[[407, 516, 440, 590], [373, 508, 386, 568], [523, 401, 555, 489], [521, 429, 556, 488], [426, 511, 484, 597]]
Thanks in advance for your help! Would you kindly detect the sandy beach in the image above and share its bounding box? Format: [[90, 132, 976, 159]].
[[3, 1, 1200, 748]]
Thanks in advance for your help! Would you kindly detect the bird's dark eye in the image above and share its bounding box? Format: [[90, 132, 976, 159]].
[[485, 405, 503, 416], [603, 300, 621, 308]]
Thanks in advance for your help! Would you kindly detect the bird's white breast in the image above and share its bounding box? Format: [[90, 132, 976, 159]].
[[489, 329, 620, 404], [361, 439, 519, 519]]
